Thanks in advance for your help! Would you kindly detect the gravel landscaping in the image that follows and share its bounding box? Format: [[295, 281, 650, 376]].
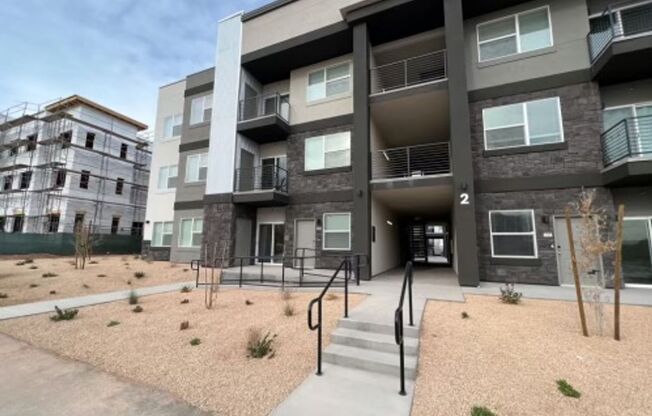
[[412, 295, 652, 416], [0, 255, 193, 306], [0, 289, 365, 416]]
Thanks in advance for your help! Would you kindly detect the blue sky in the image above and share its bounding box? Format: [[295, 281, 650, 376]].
[[0, 0, 269, 129]]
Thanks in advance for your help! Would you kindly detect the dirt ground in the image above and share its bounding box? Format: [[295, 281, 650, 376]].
[[0, 255, 194, 306], [412, 295, 652, 416], [0, 289, 365, 416]]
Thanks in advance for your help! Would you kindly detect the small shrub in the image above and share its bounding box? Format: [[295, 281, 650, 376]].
[[283, 302, 295, 317], [89, 260, 98, 265], [180, 321, 190, 330], [49, 290, 57, 295], [461, 311, 470, 319], [134, 271, 145, 279], [132, 305, 143, 313], [133, 255, 140, 260], [190, 338, 201, 346], [247, 328, 277, 359], [29, 265, 38, 270], [471, 406, 496, 416], [128, 291, 139, 305], [280, 289, 293, 301], [180, 299, 190, 304], [180, 285, 192, 293], [23, 258, 34, 264], [127, 280, 132, 285], [557, 379, 581, 398], [183, 268, 189, 272], [50, 306, 78, 322], [325, 293, 338, 301], [499, 283, 522, 305], [15, 261, 25, 266], [42, 272, 58, 278], [97, 274, 106, 278], [82, 284, 90, 289], [107, 320, 120, 327], [245, 299, 253, 306], [29, 283, 39, 288], [0, 293, 8, 299]]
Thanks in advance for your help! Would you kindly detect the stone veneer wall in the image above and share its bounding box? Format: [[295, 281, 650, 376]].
[[141, 241, 171, 261], [202, 202, 256, 265]]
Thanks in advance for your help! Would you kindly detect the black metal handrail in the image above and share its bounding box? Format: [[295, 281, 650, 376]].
[[601, 114, 652, 166], [308, 258, 351, 376], [238, 93, 290, 123], [394, 261, 414, 396], [234, 164, 288, 193], [295, 247, 366, 286], [588, 0, 652, 61]]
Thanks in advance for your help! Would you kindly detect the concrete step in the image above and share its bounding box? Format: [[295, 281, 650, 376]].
[[331, 328, 419, 355], [323, 344, 418, 380], [338, 318, 420, 339]]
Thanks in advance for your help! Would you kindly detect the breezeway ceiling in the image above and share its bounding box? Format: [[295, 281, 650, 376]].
[[373, 183, 453, 218]]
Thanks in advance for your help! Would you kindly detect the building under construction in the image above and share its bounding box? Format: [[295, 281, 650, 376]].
[[0, 95, 150, 254]]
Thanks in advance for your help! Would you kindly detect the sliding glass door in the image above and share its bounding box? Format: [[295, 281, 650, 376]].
[[257, 223, 285, 264], [622, 218, 652, 286]]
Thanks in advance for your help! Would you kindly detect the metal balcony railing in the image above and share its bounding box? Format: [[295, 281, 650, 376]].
[[588, 0, 652, 61], [601, 115, 652, 166], [234, 164, 288, 193], [238, 93, 290, 123], [370, 50, 447, 94], [371, 142, 451, 180]]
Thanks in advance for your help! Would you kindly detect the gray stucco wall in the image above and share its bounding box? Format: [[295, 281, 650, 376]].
[[175, 148, 208, 203], [170, 208, 204, 263]]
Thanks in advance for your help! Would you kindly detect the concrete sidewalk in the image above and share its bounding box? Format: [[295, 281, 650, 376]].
[[0, 281, 194, 320], [0, 333, 208, 416]]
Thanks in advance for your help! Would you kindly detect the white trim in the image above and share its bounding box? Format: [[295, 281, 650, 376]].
[[184, 153, 208, 183], [255, 221, 285, 265], [477, 5, 554, 63], [304, 131, 351, 171], [178, 217, 203, 248], [189, 94, 213, 126], [488, 209, 538, 259], [322, 212, 352, 251], [152, 221, 173, 247], [306, 61, 352, 103]]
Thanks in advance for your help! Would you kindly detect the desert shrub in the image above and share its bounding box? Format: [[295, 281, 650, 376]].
[[247, 328, 277, 359], [127, 280, 132, 285], [245, 299, 253, 306], [132, 305, 143, 313], [29, 265, 38, 270], [190, 338, 201, 346], [557, 379, 581, 398], [89, 260, 98, 265], [128, 291, 139, 305], [499, 283, 522, 304], [180, 299, 190, 304], [180, 285, 192, 293], [325, 293, 338, 301], [283, 302, 295, 317], [280, 289, 293, 301], [29, 284, 39, 288], [82, 284, 90, 289], [134, 271, 145, 279], [471, 407, 496, 416], [107, 320, 120, 327], [50, 306, 78, 322], [23, 258, 34, 264], [0, 293, 8, 299], [42, 272, 58, 278], [180, 321, 190, 330], [461, 311, 470, 319], [183, 268, 189, 272], [133, 255, 141, 260], [49, 290, 57, 295], [97, 274, 106, 278], [15, 261, 25, 266]]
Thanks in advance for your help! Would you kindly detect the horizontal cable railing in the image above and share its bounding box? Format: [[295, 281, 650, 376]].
[[588, 0, 652, 61], [238, 93, 290, 123], [371, 142, 451, 180], [370, 50, 447, 94], [234, 164, 288, 193], [601, 115, 652, 166]]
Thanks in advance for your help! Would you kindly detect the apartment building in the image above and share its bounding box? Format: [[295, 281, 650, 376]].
[[0, 95, 150, 252]]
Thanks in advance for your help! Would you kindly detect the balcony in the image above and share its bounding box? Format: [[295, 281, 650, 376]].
[[588, 1, 652, 84], [370, 50, 447, 95], [237, 94, 290, 143], [233, 164, 289, 206], [601, 115, 652, 185], [371, 142, 451, 189]]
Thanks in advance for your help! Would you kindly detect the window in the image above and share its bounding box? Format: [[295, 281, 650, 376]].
[[190, 94, 213, 125], [120, 143, 128, 159], [74, 213, 85, 231], [323, 213, 351, 251], [47, 214, 60, 233], [79, 170, 90, 189], [622, 217, 652, 285], [27, 134, 37, 151], [111, 216, 120, 234], [185, 153, 208, 182], [60, 131, 72, 148], [115, 178, 124, 195], [152, 221, 173, 247], [307, 62, 351, 102], [483, 97, 563, 150], [305, 132, 351, 171], [54, 169, 66, 188], [85, 132, 95, 149], [3, 175, 12, 191], [20, 171, 31, 189], [157, 165, 178, 190], [163, 114, 183, 138], [489, 210, 537, 258], [0, 216, 5, 232], [12, 215, 23, 233], [9, 146, 18, 156], [477, 6, 553, 62], [179, 218, 203, 248]]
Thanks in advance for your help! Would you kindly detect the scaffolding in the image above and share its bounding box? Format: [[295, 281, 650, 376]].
[[0, 97, 151, 237]]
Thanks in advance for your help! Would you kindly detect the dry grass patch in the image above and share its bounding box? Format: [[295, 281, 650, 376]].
[[0, 289, 365, 416], [412, 295, 652, 416]]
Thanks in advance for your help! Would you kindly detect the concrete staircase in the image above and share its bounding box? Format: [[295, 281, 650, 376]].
[[323, 317, 420, 380]]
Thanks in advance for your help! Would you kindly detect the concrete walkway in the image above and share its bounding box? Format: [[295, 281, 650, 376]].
[[0, 333, 208, 416], [0, 281, 194, 320]]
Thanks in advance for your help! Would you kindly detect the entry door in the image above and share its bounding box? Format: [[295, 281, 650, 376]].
[[239, 149, 255, 191], [235, 218, 253, 263], [242, 84, 258, 120], [554, 217, 603, 285], [622, 218, 652, 285], [295, 219, 316, 269], [257, 223, 284, 264]]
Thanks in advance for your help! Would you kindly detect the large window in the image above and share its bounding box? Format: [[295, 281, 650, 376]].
[[185, 153, 208, 183], [305, 132, 351, 171], [489, 210, 538, 258], [190, 94, 213, 125], [152, 221, 173, 247], [483, 97, 563, 150], [157, 165, 178, 190], [622, 218, 652, 286], [179, 218, 203, 248], [163, 114, 183, 138], [477, 6, 553, 62], [323, 213, 351, 251], [307, 62, 351, 102]]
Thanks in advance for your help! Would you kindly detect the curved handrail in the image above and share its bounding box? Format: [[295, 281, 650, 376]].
[[394, 261, 414, 396]]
